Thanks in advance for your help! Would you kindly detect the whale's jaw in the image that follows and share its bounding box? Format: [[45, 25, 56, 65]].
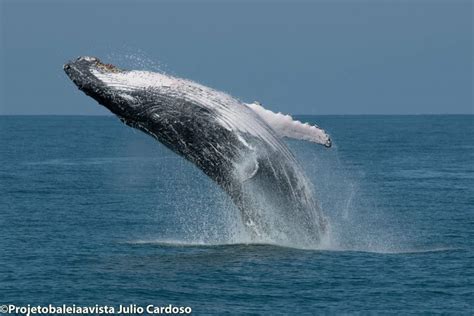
[[63, 57, 140, 121], [63, 56, 112, 91]]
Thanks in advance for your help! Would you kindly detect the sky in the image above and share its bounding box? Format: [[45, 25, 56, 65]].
[[0, 0, 472, 115]]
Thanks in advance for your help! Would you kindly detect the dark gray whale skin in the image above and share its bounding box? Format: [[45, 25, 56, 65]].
[[64, 57, 327, 245]]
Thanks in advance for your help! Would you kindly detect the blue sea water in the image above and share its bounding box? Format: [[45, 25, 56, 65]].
[[0, 115, 472, 314]]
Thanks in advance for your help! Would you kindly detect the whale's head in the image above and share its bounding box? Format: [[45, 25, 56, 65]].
[[64, 56, 154, 122]]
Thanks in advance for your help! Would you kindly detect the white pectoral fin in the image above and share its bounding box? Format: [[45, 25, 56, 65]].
[[246, 102, 332, 148]]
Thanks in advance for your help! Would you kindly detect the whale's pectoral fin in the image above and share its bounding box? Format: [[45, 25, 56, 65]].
[[246, 102, 332, 148]]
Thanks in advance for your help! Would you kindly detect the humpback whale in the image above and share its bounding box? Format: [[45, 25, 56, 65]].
[[64, 56, 332, 246]]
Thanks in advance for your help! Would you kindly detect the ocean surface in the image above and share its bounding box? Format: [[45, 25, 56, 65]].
[[1, 115, 472, 314]]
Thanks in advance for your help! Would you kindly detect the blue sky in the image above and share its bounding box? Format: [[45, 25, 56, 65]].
[[0, 0, 472, 115]]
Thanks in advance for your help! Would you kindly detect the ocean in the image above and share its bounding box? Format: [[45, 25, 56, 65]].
[[1, 115, 472, 314]]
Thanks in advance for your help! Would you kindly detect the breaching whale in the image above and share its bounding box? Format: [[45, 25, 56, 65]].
[[64, 56, 332, 246]]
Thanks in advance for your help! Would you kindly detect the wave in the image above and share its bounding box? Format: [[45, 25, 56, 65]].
[[124, 239, 460, 254], [24, 156, 175, 166]]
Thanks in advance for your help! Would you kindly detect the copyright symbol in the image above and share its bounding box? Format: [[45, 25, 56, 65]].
[[0, 305, 7, 313]]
